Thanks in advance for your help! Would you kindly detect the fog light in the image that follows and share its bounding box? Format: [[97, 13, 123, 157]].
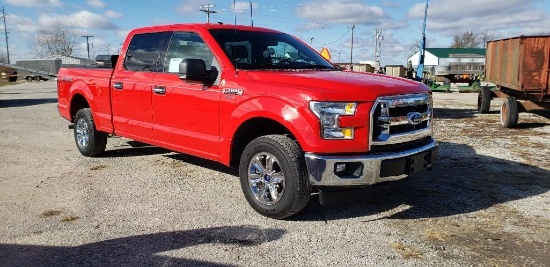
[[335, 163, 346, 172]]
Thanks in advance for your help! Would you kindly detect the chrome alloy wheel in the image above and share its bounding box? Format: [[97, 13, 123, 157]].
[[247, 152, 286, 205], [75, 118, 90, 148]]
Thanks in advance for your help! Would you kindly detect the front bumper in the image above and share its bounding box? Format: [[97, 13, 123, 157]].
[[304, 138, 438, 186]]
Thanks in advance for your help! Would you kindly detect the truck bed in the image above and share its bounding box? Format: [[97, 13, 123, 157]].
[[57, 67, 114, 132]]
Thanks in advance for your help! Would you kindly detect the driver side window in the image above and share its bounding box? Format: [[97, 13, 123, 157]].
[[163, 31, 221, 85]]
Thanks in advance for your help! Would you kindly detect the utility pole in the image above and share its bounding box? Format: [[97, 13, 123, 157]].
[[374, 29, 384, 64], [200, 4, 217, 23], [350, 25, 355, 67], [1, 7, 10, 64], [81, 35, 93, 59]]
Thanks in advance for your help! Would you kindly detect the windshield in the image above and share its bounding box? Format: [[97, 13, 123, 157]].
[[208, 29, 336, 70]]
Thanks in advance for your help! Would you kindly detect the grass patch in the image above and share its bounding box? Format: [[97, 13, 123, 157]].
[[391, 242, 423, 259], [61, 215, 80, 222], [90, 164, 107, 170], [41, 210, 62, 217]]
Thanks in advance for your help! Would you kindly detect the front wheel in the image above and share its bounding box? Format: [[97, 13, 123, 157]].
[[74, 108, 107, 157], [239, 135, 312, 219]]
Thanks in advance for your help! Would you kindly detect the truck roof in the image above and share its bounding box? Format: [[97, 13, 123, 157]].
[[129, 23, 281, 34]]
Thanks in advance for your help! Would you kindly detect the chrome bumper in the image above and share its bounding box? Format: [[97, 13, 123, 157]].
[[304, 138, 438, 186]]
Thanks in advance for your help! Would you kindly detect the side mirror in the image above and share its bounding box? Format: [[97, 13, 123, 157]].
[[179, 58, 208, 82]]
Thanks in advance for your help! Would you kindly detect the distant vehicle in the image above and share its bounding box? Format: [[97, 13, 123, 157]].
[[95, 55, 116, 68]]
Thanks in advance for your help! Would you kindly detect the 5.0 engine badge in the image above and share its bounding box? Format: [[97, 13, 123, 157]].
[[223, 88, 244, 96]]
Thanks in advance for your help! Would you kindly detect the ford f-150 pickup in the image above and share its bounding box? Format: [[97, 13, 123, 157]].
[[57, 23, 438, 219]]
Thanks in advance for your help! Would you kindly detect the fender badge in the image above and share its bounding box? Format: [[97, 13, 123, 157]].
[[223, 88, 244, 96]]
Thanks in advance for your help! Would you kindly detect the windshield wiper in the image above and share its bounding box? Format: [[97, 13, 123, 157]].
[[297, 64, 336, 70]]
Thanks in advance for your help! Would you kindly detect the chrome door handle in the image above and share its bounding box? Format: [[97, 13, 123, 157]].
[[113, 82, 123, 90], [153, 86, 166, 95]]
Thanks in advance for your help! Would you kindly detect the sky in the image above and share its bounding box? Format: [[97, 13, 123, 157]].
[[1, 0, 550, 66]]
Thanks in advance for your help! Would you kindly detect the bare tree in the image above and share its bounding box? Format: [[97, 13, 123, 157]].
[[451, 30, 494, 48], [28, 26, 78, 57], [410, 38, 429, 55], [410, 40, 421, 54], [0, 53, 7, 63]]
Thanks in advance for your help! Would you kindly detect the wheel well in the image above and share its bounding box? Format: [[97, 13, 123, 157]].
[[230, 118, 294, 168], [70, 94, 90, 122]]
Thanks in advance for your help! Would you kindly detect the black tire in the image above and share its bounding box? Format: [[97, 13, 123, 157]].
[[25, 76, 32, 82], [239, 135, 312, 219], [74, 108, 107, 157], [500, 96, 519, 128], [477, 86, 491, 114]]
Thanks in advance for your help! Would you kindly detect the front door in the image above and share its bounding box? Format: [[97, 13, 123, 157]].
[[151, 31, 222, 160]]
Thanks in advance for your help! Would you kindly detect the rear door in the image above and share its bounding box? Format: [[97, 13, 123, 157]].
[[111, 31, 170, 142], [151, 31, 222, 160]]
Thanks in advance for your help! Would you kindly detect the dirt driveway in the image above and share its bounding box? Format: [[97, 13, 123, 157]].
[[1, 81, 549, 266]]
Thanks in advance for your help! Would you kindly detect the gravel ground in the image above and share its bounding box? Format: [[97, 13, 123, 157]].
[[1, 81, 549, 267]]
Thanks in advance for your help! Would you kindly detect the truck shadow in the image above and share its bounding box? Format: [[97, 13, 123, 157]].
[[0, 98, 58, 108], [0, 226, 285, 267], [292, 141, 550, 221], [433, 108, 479, 119], [434, 107, 550, 128]]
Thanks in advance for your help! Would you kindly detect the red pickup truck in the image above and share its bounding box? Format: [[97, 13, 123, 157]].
[[57, 23, 437, 219]]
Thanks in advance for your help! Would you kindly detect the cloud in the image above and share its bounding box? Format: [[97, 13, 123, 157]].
[[104, 10, 123, 19], [5, 14, 40, 32], [177, 2, 198, 13], [232, 2, 258, 13], [382, 0, 401, 9], [117, 29, 131, 40], [3, 0, 61, 8], [86, 0, 105, 8], [295, 22, 328, 32], [297, 0, 387, 25], [407, 0, 550, 37], [38, 10, 118, 30]]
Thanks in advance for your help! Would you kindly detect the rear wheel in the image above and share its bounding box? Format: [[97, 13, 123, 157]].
[[500, 96, 518, 128], [74, 108, 107, 156], [477, 86, 491, 113], [239, 135, 312, 219]]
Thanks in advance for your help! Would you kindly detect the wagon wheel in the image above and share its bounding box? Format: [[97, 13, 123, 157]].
[[477, 86, 491, 114], [500, 96, 518, 128]]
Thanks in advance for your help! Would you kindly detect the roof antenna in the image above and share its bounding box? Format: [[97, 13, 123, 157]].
[[233, 0, 239, 75], [233, 0, 237, 26], [250, 0, 254, 26]]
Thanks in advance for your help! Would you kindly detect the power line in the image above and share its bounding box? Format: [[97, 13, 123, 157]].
[[312, 27, 352, 46]]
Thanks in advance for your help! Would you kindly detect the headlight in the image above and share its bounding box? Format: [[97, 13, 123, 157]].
[[309, 102, 357, 139]]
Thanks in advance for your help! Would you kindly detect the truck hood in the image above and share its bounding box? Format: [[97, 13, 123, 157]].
[[245, 70, 429, 101]]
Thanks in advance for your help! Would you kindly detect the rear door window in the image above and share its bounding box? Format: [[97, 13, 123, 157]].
[[124, 32, 170, 72]]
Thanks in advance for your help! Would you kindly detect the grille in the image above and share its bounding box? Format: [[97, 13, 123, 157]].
[[370, 93, 432, 150]]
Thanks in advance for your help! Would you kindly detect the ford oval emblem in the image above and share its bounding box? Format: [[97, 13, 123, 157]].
[[407, 112, 423, 125]]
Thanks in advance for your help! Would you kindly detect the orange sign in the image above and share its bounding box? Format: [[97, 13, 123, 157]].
[[320, 47, 331, 60]]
